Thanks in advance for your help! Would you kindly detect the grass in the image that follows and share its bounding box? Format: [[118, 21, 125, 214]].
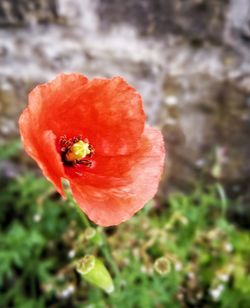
[[0, 142, 250, 307]]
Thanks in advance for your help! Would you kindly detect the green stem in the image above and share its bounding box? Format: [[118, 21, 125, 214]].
[[100, 229, 120, 278], [215, 182, 227, 215], [66, 187, 120, 281], [75, 203, 91, 228], [66, 188, 90, 228]]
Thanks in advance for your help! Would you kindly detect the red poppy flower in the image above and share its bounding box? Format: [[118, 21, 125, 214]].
[[19, 73, 165, 226]]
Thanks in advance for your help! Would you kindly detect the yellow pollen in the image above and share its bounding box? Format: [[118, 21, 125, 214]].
[[66, 140, 91, 161]]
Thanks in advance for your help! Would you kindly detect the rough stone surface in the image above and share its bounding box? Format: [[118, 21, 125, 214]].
[[224, 0, 250, 60], [98, 0, 229, 43], [0, 0, 58, 26]]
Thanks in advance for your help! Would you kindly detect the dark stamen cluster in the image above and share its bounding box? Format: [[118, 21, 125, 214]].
[[59, 135, 94, 167]]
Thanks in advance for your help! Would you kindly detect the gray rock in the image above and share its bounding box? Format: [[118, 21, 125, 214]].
[[98, 0, 228, 42], [224, 0, 250, 60], [0, 0, 58, 26]]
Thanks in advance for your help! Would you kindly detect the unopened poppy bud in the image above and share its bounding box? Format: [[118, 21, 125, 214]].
[[66, 140, 91, 161], [84, 227, 97, 240], [154, 257, 171, 276], [76, 255, 114, 293]]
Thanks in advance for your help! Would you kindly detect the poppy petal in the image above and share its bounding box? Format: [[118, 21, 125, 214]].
[[28, 73, 88, 134], [19, 108, 65, 195], [69, 126, 165, 226], [28, 74, 145, 156], [69, 77, 146, 155]]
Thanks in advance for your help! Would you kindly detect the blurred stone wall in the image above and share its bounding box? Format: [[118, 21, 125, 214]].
[[0, 0, 58, 26], [98, 0, 228, 42], [0, 0, 249, 223], [99, 0, 250, 193]]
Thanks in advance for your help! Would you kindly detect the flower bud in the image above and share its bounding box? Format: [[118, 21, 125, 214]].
[[76, 255, 114, 293], [154, 257, 171, 276], [84, 227, 97, 240]]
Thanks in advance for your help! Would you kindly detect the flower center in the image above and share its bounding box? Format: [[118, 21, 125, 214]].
[[66, 140, 91, 161], [59, 135, 94, 167]]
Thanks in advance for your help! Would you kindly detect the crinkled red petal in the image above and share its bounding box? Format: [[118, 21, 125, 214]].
[[19, 108, 65, 195], [68, 127, 165, 226], [28, 74, 145, 155]]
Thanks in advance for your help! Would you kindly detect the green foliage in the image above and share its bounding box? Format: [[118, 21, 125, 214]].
[[0, 139, 22, 161], [0, 169, 249, 307]]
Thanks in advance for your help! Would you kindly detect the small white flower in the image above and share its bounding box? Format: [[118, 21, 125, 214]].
[[196, 292, 203, 299], [164, 95, 178, 106], [33, 213, 41, 222], [67, 285, 75, 294], [68, 250, 76, 259], [210, 284, 224, 300], [224, 243, 233, 253], [174, 262, 183, 272], [123, 257, 130, 265], [58, 284, 75, 299], [188, 272, 195, 280], [218, 274, 229, 282], [195, 159, 205, 168], [141, 265, 146, 273], [132, 248, 139, 258]]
